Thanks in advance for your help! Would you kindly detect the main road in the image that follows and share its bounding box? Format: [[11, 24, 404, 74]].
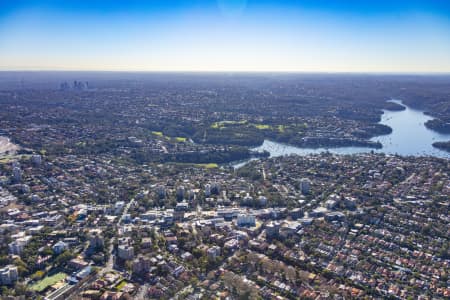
[[101, 197, 136, 275]]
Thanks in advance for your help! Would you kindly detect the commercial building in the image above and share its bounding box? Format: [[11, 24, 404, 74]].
[[236, 214, 256, 227], [118, 245, 134, 260], [0, 265, 18, 285]]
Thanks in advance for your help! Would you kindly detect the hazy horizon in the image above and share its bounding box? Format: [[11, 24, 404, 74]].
[[1, 0, 450, 73]]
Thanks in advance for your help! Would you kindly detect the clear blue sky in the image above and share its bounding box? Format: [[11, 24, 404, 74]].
[[1, 0, 450, 72]]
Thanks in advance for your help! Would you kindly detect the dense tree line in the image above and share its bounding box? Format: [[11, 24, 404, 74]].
[[432, 140, 450, 153]]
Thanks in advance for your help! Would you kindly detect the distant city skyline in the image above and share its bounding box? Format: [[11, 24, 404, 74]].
[[1, 0, 450, 72]]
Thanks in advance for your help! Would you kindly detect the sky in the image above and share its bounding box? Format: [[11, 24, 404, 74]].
[[0, 0, 450, 72]]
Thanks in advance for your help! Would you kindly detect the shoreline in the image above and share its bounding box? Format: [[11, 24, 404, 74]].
[[231, 100, 449, 167]]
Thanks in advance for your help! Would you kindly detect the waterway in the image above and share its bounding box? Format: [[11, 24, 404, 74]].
[[233, 100, 450, 168]]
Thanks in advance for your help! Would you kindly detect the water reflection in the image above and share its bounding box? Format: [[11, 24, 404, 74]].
[[233, 100, 450, 168]]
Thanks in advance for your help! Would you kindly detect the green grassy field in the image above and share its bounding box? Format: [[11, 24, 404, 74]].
[[151, 131, 164, 137], [30, 272, 67, 292], [152, 131, 187, 142], [195, 163, 219, 169], [253, 124, 271, 130], [170, 162, 219, 169], [211, 121, 287, 133], [116, 280, 127, 290], [211, 120, 248, 129], [0, 157, 13, 164]]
